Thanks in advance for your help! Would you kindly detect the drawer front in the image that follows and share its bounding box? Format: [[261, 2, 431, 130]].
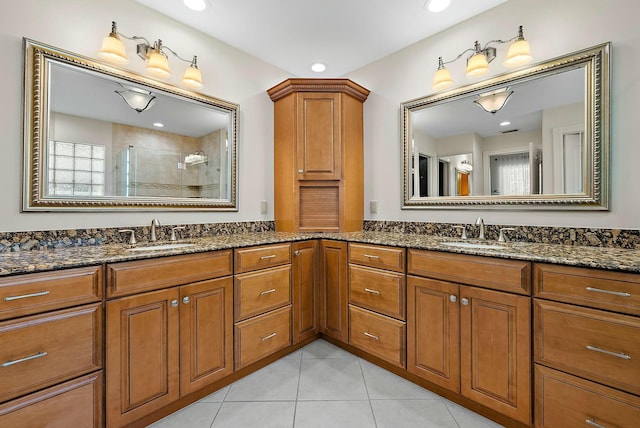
[[349, 305, 406, 368], [534, 263, 640, 316], [234, 306, 292, 369], [235, 244, 291, 274], [0, 371, 103, 428], [535, 365, 640, 428], [235, 265, 291, 321], [349, 265, 405, 320], [107, 250, 232, 298], [408, 249, 531, 295], [534, 299, 640, 395], [0, 302, 103, 402], [0, 265, 102, 321], [349, 243, 405, 273]]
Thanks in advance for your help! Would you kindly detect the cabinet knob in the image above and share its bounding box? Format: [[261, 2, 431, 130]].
[[183, 296, 191, 304], [171, 299, 179, 308], [461, 297, 469, 306], [294, 250, 300, 256], [449, 295, 457, 303]]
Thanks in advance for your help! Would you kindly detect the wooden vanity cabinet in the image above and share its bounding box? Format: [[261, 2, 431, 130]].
[[105, 251, 233, 427], [292, 240, 320, 344], [320, 240, 349, 343], [533, 263, 640, 428], [407, 249, 532, 425], [268, 79, 370, 232], [348, 243, 407, 368], [234, 244, 292, 369], [0, 265, 103, 427]]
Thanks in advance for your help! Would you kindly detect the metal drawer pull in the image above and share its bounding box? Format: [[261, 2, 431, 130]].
[[4, 291, 50, 301], [2, 351, 48, 368], [586, 345, 631, 360], [586, 287, 631, 297], [585, 419, 606, 428], [261, 332, 277, 341], [363, 254, 380, 259], [260, 254, 277, 260], [364, 288, 380, 295], [260, 289, 277, 296], [363, 332, 379, 340]]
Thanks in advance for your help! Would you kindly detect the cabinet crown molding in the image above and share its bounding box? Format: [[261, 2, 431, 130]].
[[267, 78, 370, 102]]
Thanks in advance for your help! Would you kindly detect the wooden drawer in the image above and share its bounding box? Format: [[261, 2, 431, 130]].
[[534, 299, 640, 395], [0, 302, 103, 402], [234, 244, 291, 274], [534, 263, 640, 316], [349, 305, 406, 368], [234, 305, 292, 369], [106, 250, 232, 298], [235, 265, 291, 321], [535, 365, 640, 428], [0, 371, 103, 427], [408, 249, 531, 295], [349, 265, 405, 320], [0, 265, 102, 321], [349, 243, 405, 273]]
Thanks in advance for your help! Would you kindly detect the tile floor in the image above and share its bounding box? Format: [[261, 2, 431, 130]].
[[150, 339, 504, 428]]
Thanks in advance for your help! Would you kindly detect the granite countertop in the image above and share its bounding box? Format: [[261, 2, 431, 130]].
[[1, 231, 639, 277]]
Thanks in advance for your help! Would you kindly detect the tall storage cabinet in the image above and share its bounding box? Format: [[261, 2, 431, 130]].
[[268, 79, 370, 232]]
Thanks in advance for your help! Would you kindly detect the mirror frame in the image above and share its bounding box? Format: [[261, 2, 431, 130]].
[[22, 38, 239, 211], [401, 42, 610, 210]]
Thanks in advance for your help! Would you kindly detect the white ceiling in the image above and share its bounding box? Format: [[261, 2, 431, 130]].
[[134, 0, 508, 77]]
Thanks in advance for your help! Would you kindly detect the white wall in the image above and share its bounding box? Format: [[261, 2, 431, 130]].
[[0, 0, 289, 231], [350, 0, 640, 228]]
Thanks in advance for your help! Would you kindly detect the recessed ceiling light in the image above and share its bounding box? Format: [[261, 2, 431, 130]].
[[183, 0, 208, 11], [500, 121, 511, 126], [425, 0, 451, 13], [311, 63, 327, 73], [153, 122, 164, 128]]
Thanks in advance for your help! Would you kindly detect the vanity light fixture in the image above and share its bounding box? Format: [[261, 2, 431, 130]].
[[432, 25, 532, 91], [474, 87, 513, 114], [98, 21, 204, 90], [114, 86, 156, 113], [459, 160, 473, 172]]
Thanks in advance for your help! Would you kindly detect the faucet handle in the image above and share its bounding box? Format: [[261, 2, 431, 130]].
[[118, 229, 137, 245], [170, 226, 186, 241], [498, 227, 516, 243], [452, 225, 467, 240]]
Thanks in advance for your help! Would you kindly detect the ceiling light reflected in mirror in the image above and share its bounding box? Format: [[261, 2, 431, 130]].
[[425, 0, 451, 13], [183, 0, 208, 11]]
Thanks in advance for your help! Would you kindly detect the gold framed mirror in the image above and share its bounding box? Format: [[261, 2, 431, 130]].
[[23, 38, 238, 211], [402, 42, 610, 210]]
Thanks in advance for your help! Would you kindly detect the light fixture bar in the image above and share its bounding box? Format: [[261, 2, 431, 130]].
[[98, 21, 204, 90], [431, 26, 532, 91]]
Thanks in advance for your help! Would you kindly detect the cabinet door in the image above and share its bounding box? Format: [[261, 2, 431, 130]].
[[296, 92, 341, 180], [106, 288, 180, 427], [292, 240, 319, 344], [460, 286, 531, 425], [180, 277, 233, 396], [407, 276, 460, 392], [320, 240, 348, 342]]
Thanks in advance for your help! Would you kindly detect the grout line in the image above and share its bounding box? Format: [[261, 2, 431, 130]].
[[292, 356, 303, 428], [358, 357, 379, 428], [442, 398, 463, 428]]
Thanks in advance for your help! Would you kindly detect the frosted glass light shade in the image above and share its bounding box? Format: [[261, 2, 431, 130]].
[[432, 67, 453, 91], [474, 88, 513, 114], [504, 39, 532, 67], [146, 52, 171, 78], [465, 53, 489, 77], [99, 35, 128, 64], [182, 65, 203, 90]]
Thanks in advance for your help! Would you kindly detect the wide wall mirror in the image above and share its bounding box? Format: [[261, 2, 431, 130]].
[[402, 42, 609, 209], [23, 39, 238, 211]]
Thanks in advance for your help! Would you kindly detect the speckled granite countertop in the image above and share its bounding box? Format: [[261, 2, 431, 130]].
[[1, 231, 639, 277]]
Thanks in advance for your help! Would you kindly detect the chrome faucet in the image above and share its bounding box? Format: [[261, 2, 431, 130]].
[[150, 218, 160, 242], [475, 217, 485, 240]]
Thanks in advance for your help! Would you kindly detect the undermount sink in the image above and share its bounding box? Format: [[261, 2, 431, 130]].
[[126, 243, 196, 252], [442, 242, 507, 250]]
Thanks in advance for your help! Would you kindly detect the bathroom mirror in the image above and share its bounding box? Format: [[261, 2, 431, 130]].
[[23, 38, 238, 211], [402, 42, 609, 209]]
